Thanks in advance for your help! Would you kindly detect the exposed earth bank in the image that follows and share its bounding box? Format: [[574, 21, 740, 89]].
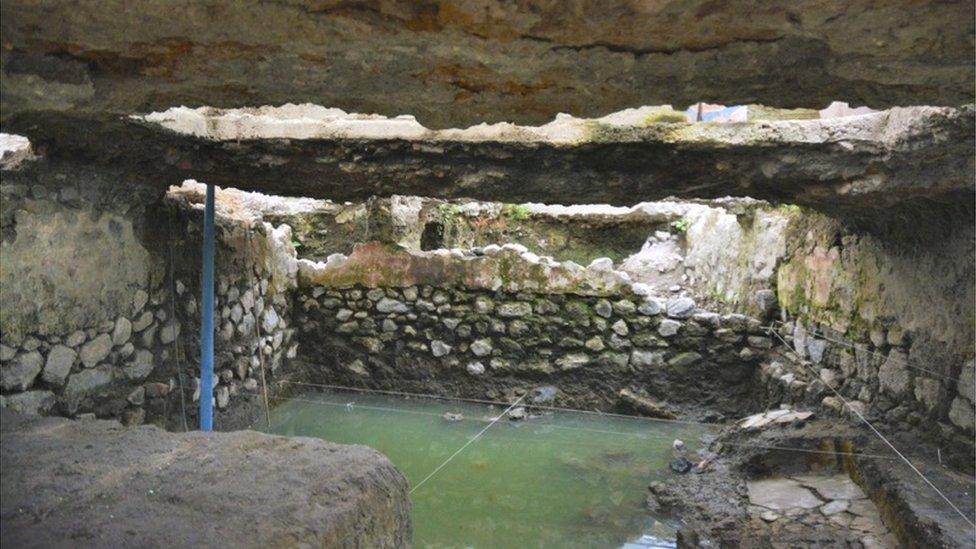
[[0, 409, 412, 548], [2, 0, 973, 127], [649, 417, 975, 548]]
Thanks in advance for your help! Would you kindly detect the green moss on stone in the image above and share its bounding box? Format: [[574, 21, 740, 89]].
[[641, 111, 688, 125], [501, 204, 531, 221]]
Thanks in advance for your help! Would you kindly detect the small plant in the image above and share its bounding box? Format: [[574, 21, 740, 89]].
[[436, 203, 462, 221], [670, 218, 690, 233], [502, 203, 531, 221], [291, 240, 302, 249], [778, 204, 802, 214]]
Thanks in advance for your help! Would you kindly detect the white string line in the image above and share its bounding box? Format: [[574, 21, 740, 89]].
[[269, 398, 674, 452], [271, 396, 700, 445], [714, 441, 900, 461], [768, 328, 976, 528], [273, 397, 442, 418], [272, 394, 904, 461], [277, 380, 709, 426], [409, 393, 527, 495], [768, 320, 953, 381], [276, 386, 913, 461]]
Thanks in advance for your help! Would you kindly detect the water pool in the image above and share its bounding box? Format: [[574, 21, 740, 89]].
[[263, 391, 712, 548]]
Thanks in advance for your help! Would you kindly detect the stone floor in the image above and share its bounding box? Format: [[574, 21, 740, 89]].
[[747, 474, 897, 548]]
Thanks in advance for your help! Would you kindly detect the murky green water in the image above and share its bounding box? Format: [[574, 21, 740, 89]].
[[263, 391, 711, 548]]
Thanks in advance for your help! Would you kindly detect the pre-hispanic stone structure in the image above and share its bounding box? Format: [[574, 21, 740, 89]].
[[0, 2, 973, 547]]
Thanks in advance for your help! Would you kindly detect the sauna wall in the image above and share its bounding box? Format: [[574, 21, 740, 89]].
[[275, 194, 794, 318], [767, 206, 976, 466], [0, 160, 173, 424], [0, 161, 297, 429], [287, 195, 974, 458], [3, 167, 973, 454], [292, 242, 774, 417]]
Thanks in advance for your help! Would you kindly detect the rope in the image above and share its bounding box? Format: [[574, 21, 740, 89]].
[[276, 397, 449, 419], [274, 393, 903, 461], [167, 222, 189, 432], [244, 229, 272, 428], [768, 320, 953, 381], [268, 397, 677, 452], [768, 327, 976, 527], [409, 394, 526, 495], [276, 380, 708, 426]]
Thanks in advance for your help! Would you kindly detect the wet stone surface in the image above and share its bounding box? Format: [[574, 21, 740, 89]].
[[746, 473, 896, 547]]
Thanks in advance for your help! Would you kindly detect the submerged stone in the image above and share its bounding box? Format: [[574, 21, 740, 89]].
[[669, 458, 692, 474]]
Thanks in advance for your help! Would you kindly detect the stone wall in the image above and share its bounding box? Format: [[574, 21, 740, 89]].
[[3, 170, 973, 453], [293, 242, 774, 418], [758, 330, 975, 471], [0, 157, 174, 423], [0, 165, 299, 429], [770, 208, 975, 459], [0, 172, 159, 341], [371, 196, 661, 265], [285, 192, 975, 457], [275, 193, 792, 317], [161, 188, 300, 429]]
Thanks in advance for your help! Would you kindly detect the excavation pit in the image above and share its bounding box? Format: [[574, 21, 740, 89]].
[[1, 90, 973, 547]]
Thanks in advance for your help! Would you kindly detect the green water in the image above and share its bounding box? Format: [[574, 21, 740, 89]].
[[263, 391, 711, 548]]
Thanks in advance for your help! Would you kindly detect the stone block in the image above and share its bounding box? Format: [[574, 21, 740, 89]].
[[42, 345, 75, 387], [2, 352, 43, 391], [79, 334, 112, 368]]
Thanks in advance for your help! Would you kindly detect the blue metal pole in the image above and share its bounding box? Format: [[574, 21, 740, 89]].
[[199, 183, 215, 431]]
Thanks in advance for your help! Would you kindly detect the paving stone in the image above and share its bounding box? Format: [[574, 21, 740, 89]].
[[747, 478, 823, 511], [820, 500, 850, 516], [793, 474, 865, 501]]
